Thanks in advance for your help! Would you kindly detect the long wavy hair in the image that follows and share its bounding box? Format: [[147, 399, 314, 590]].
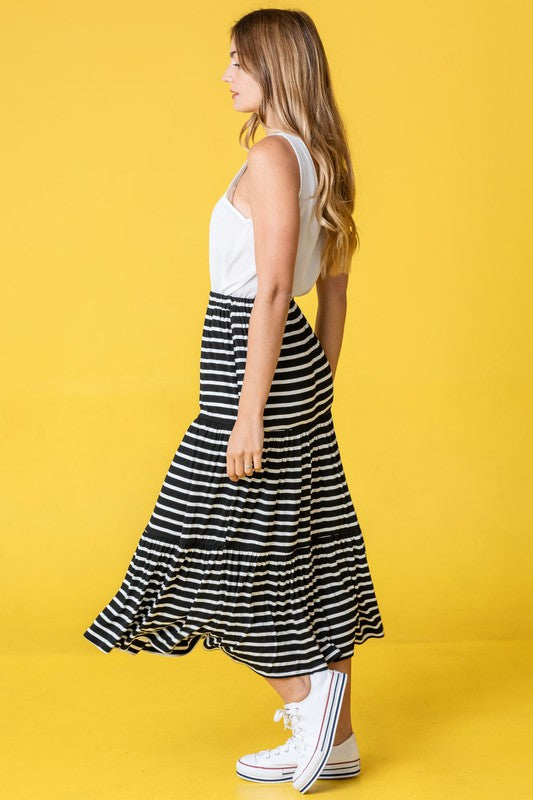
[[229, 8, 359, 277]]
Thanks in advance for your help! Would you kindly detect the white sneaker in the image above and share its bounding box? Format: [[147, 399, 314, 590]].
[[235, 730, 361, 783], [236, 668, 348, 793]]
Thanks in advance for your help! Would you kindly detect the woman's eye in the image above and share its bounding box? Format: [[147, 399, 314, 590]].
[[232, 62, 240, 68]]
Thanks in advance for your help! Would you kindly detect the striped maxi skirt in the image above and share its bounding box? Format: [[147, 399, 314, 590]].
[[82, 289, 385, 678]]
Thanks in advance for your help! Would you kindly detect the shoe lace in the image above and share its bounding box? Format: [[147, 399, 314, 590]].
[[272, 705, 306, 755], [260, 736, 296, 759]]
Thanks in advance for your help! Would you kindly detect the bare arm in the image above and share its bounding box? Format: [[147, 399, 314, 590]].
[[238, 136, 300, 415], [225, 135, 300, 481], [314, 271, 349, 380]]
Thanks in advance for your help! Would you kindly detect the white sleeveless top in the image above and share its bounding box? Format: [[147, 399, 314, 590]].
[[208, 131, 325, 299]]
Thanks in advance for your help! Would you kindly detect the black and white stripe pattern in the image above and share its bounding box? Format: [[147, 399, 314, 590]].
[[199, 291, 334, 429], [83, 290, 385, 677]]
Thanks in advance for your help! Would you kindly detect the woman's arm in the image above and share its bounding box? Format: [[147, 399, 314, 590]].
[[225, 135, 301, 482], [314, 271, 349, 380]]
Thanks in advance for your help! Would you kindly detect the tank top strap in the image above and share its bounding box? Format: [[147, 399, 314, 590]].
[[265, 131, 317, 201]]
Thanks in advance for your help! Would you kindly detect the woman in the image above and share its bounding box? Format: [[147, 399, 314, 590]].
[[83, 8, 384, 793]]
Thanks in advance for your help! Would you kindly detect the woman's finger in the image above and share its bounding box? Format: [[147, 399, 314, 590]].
[[233, 453, 245, 480], [226, 454, 237, 482], [244, 451, 255, 476]]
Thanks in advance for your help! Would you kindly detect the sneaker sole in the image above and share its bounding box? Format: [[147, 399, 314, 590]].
[[318, 758, 361, 778], [236, 769, 294, 783], [236, 758, 361, 783], [291, 669, 348, 793]]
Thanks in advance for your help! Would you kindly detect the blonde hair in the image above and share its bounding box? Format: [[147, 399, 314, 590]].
[[229, 8, 359, 277]]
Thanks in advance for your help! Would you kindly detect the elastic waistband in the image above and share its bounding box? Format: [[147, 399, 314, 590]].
[[194, 409, 332, 434], [208, 290, 296, 308], [208, 290, 255, 308]]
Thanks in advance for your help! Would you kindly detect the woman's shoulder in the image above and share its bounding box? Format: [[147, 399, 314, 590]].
[[246, 133, 301, 194]]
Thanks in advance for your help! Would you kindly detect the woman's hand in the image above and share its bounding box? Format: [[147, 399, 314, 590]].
[[226, 412, 264, 482]]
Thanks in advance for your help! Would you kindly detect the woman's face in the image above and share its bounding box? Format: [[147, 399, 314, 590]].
[[222, 38, 262, 113]]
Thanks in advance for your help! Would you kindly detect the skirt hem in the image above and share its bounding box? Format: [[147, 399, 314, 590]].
[[82, 627, 385, 678]]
